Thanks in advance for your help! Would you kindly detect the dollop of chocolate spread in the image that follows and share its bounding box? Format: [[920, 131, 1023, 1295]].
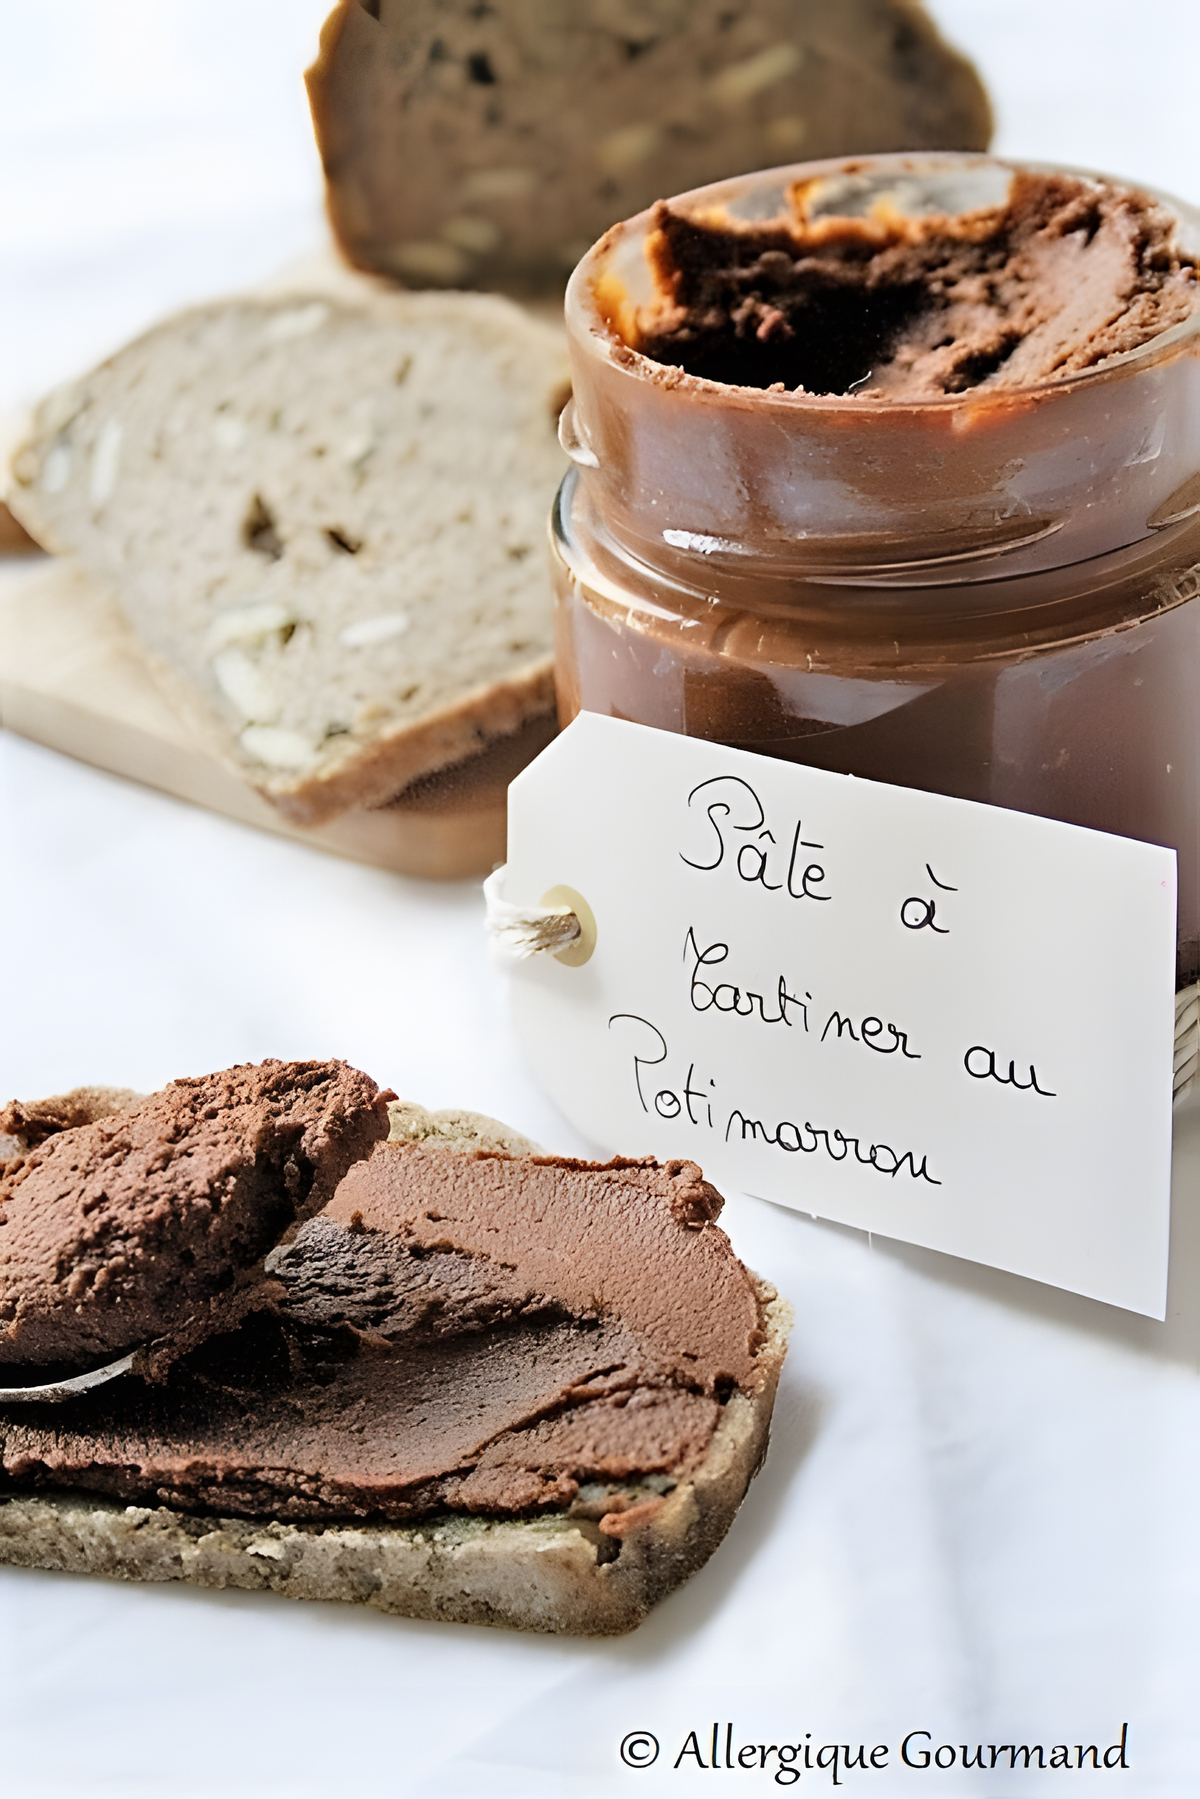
[[0, 1061, 391, 1367], [633, 171, 1199, 397], [0, 1145, 770, 1523]]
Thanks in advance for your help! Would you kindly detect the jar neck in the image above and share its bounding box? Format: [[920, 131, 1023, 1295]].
[[560, 323, 1200, 598], [555, 464, 1200, 663]]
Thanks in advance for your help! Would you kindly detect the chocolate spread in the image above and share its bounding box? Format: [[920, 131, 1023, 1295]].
[[0, 1087, 142, 1153], [634, 171, 1199, 396], [0, 1145, 770, 1522], [0, 1062, 391, 1368]]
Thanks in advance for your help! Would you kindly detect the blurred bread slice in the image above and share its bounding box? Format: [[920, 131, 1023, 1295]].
[[7, 287, 569, 827]]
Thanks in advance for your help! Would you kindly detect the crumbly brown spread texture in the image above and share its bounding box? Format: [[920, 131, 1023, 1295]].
[[0, 1145, 771, 1524], [633, 171, 1199, 396], [0, 1087, 143, 1154], [0, 1062, 390, 1368]]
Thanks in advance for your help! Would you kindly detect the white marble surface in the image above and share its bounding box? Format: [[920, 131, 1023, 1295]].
[[3, 5, 1200, 1794]]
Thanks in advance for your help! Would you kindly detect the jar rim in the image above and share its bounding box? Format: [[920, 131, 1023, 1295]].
[[566, 151, 1200, 412]]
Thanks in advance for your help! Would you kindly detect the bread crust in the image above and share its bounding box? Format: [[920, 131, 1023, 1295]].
[[0, 499, 38, 554], [265, 657, 556, 826]]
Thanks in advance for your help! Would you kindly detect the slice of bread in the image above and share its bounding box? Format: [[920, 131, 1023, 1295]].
[[307, 0, 992, 296], [7, 290, 569, 826], [0, 555, 556, 880], [0, 1090, 791, 1633]]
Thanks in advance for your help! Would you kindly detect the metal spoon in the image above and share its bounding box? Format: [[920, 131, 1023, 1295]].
[[0, 1352, 135, 1404]]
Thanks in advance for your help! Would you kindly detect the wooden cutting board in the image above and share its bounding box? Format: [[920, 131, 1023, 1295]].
[[0, 555, 553, 878]]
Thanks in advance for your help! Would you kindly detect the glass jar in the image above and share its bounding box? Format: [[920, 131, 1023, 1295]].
[[550, 154, 1200, 985]]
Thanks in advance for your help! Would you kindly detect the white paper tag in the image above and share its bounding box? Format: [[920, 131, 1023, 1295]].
[[504, 714, 1177, 1318]]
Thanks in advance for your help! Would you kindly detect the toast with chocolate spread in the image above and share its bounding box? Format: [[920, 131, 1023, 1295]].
[[0, 1076, 790, 1634]]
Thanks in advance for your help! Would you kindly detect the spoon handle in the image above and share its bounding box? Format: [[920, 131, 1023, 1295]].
[[0, 1352, 136, 1404]]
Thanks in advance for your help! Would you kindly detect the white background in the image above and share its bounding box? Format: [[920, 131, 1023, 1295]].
[[3, 3, 1200, 1794]]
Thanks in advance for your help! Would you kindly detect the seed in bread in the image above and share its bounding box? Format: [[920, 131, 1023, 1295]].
[[7, 291, 570, 826]]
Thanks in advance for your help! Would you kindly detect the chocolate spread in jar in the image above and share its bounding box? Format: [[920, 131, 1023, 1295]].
[[554, 156, 1200, 983], [0, 1145, 772, 1522], [632, 171, 1199, 396]]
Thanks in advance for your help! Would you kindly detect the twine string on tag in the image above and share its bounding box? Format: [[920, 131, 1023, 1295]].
[[486, 867, 1199, 1103], [483, 867, 582, 959]]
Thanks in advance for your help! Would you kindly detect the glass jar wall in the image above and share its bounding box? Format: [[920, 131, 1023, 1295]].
[[551, 154, 1200, 983]]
